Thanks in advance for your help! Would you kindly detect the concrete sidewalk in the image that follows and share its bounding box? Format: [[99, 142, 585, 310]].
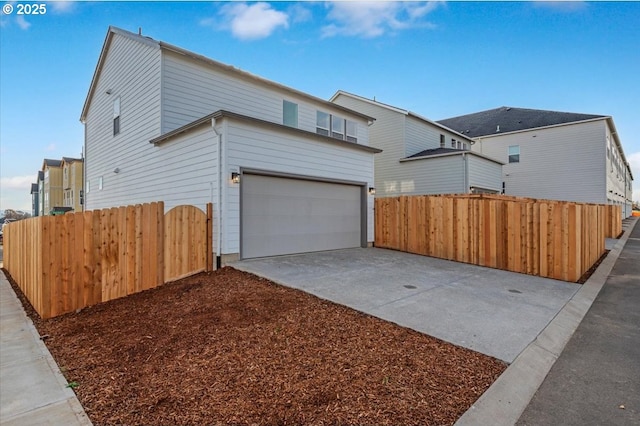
[[0, 271, 91, 426]]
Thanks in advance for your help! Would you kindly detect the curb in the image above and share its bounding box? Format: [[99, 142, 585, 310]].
[[455, 217, 638, 426]]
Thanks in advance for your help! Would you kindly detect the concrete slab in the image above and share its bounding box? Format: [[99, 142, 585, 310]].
[[232, 247, 580, 363], [0, 271, 92, 425]]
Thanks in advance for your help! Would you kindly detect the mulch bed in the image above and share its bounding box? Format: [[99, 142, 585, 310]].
[[6, 267, 506, 426]]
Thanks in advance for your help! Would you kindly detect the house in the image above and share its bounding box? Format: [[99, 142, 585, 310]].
[[61, 157, 84, 212], [330, 91, 503, 197], [30, 183, 39, 217], [36, 171, 44, 216], [438, 107, 634, 217], [42, 159, 63, 215], [81, 27, 380, 264]]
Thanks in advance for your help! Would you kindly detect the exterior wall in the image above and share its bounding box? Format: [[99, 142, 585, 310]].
[[392, 156, 466, 196], [84, 32, 163, 210], [37, 179, 44, 216], [331, 95, 405, 198], [473, 120, 606, 204], [43, 166, 63, 214], [62, 161, 84, 212], [405, 115, 469, 157], [222, 118, 375, 255], [161, 51, 369, 145], [605, 122, 633, 217], [468, 155, 503, 192]]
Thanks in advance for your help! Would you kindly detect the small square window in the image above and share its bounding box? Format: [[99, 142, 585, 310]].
[[113, 97, 121, 136], [331, 115, 345, 139], [508, 145, 520, 163], [346, 120, 358, 143], [316, 111, 330, 136], [283, 100, 298, 128]]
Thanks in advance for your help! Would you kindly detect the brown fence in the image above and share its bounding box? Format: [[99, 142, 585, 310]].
[[375, 195, 621, 282], [4, 202, 213, 319]]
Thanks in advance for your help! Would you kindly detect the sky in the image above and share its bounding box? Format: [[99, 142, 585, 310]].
[[1, 1, 639, 211]]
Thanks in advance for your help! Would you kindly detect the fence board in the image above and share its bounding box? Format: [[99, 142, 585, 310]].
[[4, 202, 213, 319], [374, 194, 613, 282]]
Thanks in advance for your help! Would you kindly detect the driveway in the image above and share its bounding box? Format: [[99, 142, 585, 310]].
[[232, 248, 580, 363]]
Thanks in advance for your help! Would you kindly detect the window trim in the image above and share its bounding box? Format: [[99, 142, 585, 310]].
[[283, 100, 298, 128], [508, 145, 520, 163], [316, 111, 330, 136], [113, 97, 121, 136]]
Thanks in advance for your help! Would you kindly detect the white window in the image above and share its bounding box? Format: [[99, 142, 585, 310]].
[[316, 111, 330, 136], [440, 134, 445, 148], [283, 100, 298, 128], [463, 142, 469, 151], [457, 140, 462, 150], [331, 115, 345, 139], [451, 139, 456, 148], [98, 176, 104, 190], [346, 120, 357, 143], [113, 97, 121, 136], [86, 180, 90, 194], [508, 145, 520, 163]]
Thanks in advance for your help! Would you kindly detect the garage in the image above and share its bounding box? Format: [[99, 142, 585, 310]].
[[241, 173, 364, 259]]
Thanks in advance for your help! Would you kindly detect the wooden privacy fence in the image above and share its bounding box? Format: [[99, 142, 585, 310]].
[[4, 202, 213, 319], [375, 195, 621, 282]]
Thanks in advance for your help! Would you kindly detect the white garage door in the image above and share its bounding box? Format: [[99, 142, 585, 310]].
[[241, 174, 363, 259]]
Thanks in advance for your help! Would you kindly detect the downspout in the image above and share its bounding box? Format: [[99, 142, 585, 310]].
[[211, 118, 222, 269], [463, 152, 469, 193]]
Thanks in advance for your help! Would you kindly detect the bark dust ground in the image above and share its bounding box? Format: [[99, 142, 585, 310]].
[[7, 267, 506, 426]]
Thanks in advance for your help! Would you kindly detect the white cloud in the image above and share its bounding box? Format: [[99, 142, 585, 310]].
[[45, 143, 56, 152], [627, 151, 640, 202], [0, 175, 35, 191], [50, 2, 75, 14], [321, 1, 440, 38], [288, 3, 312, 24], [216, 2, 289, 40], [15, 15, 30, 30]]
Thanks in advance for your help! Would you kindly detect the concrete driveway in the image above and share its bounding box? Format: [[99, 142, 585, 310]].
[[232, 248, 580, 363]]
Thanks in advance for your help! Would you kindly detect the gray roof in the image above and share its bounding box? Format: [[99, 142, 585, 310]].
[[43, 159, 62, 167], [30, 183, 38, 193], [406, 148, 463, 158], [37, 171, 44, 180], [437, 107, 606, 138], [62, 157, 83, 163]]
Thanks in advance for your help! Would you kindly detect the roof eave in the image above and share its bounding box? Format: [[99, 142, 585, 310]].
[[401, 151, 504, 165]]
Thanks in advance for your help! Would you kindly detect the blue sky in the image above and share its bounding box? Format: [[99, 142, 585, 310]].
[[1, 1, 639, 211]]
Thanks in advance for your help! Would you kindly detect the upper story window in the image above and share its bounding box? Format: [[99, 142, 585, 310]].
[[316, 111, 330, 136], [508, 145, 520, 163], [316, 111, 358, 143], [346, 120, 358, 143], [440, 134, 445, 148], [331, 115, 345, 139], [113, 97, 121, 136], [283, 100, 298, 128], [451, 138, 456, 148]]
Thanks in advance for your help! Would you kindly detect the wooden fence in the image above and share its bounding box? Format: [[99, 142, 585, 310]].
[[4, 202, 213, 319], [375, 195, 621, 282]]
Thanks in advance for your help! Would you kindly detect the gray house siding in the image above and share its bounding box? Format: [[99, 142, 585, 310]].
[[84, 31, 163, 210], [161, 51, 369, 145], [396, 156, 466, 195], [224, 118, 375, 254], [473, 120, 606, 203], [468, 155, 503, 192]]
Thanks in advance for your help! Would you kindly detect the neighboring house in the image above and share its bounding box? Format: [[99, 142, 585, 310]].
[[36, 171, 44, 216], [81, 27, 380, 264], [61, 157, 84, 212], [330, 91, 503, 197], [438, 107, 634, 217], [42, 159, 63, 215], [30, 183, 39, 217]]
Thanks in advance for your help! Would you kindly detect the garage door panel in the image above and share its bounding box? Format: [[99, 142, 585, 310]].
[[242, 174, 362, 259]]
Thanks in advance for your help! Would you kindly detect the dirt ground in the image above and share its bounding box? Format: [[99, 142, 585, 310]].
[[9, 267, 506, 426]]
